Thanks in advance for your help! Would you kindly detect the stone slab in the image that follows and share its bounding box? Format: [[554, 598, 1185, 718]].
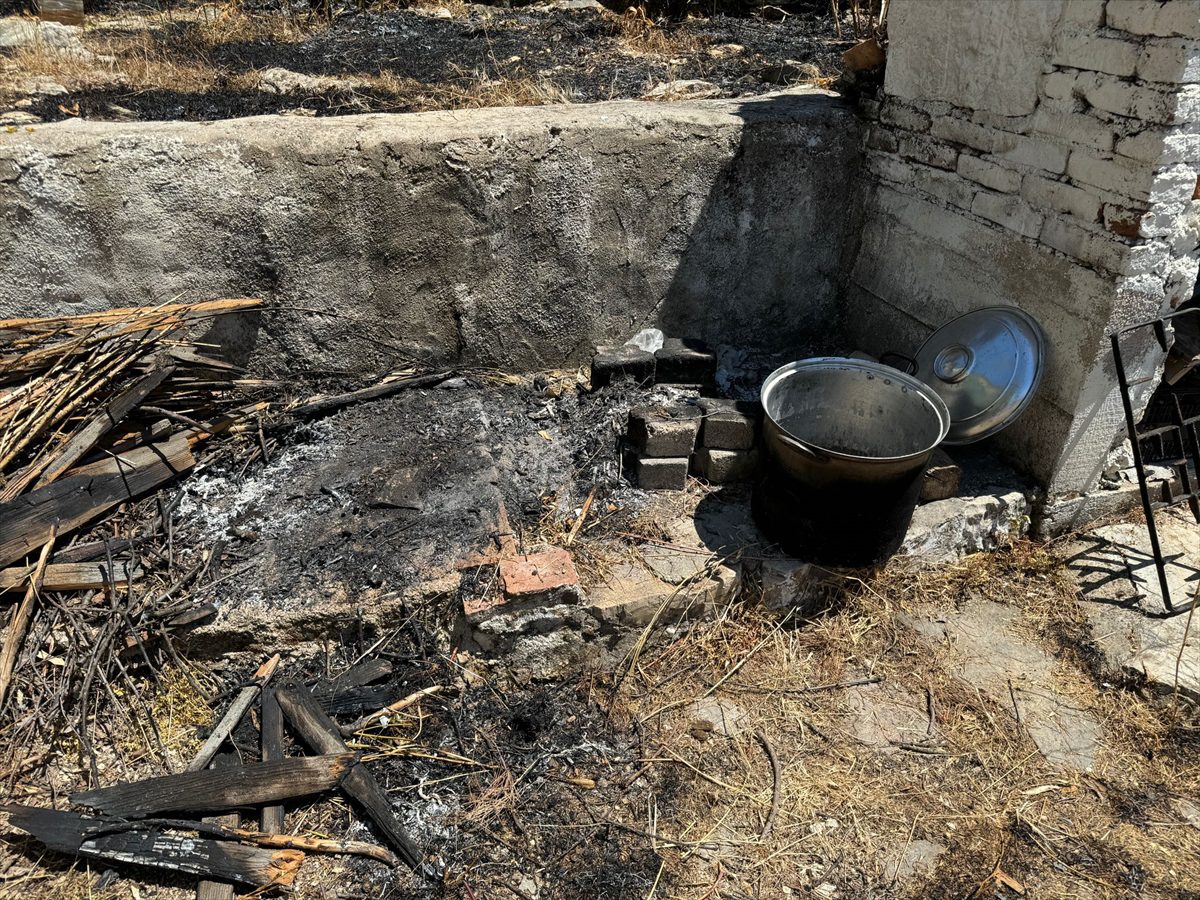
[[1066, 509, 1200, 699], [901, 491, 1029, 562], [903, 599, 1104, 771]]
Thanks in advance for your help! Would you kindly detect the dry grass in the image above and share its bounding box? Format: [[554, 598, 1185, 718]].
[[614, 6, 711, 57], [599, 542, 1200, 898]]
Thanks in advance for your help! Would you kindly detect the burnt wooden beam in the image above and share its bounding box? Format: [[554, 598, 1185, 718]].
[[287, 371, 452, 420], [2, 805, 303, 888], [70, 752, 356, 818], [275, 685, 423, 870], [0, 560, 142, 594], [311, 658, 395, 716], [259, 688, 285, 836], [0, 434, 194, 568], [187, 654, 281, 772], [197, 753, 241, 900]]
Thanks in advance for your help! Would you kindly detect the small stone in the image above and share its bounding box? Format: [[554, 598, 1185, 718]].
[[628, 404, 701, 458], [698, 398, 760, 450], [687, 697, 745, 739], [692, 447, 758, 484], [758, 558, 845, 612], [590, 345, 654, 389], [655, 338, 717, 388], [18, 77, 67, 96], [629, 455, 689, 491], [921, 448, 962, 502], [759, 60, 819, 85], [0, 111, 41, 126]]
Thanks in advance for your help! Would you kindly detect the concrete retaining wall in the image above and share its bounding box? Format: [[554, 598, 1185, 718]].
[[847, 0, 1200, 495], [0, 90, 862, 374]]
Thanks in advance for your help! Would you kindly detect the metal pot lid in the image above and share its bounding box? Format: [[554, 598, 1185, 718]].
[[914, 306, 1045, 445]]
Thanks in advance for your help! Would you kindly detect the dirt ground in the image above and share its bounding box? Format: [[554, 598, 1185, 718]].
[[1, 371, 1198, 900], [1, 0, 854, 123]]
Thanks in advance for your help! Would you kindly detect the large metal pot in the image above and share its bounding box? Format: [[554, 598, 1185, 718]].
[[755, 358, 951, 566]]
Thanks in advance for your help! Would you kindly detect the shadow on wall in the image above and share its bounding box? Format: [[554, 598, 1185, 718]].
[[649, 91, 864, 356]]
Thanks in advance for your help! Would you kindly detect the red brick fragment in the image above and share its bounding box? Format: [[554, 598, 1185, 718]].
[[500, 548, 579, 600]]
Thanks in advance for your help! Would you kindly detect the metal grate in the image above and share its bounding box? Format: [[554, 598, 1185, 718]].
[[1110, 307, 1200, 614]]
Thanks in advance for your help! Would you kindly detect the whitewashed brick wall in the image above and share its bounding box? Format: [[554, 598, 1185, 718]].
[[848, 0, 1200, 495]]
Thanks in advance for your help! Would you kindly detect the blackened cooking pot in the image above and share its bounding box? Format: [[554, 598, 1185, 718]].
[[755, 358, 952, 566]]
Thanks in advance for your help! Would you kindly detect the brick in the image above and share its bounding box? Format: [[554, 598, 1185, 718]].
[[880, 101, 931, 132], [500, 548, 579, 601], [957, 154, 1022, 192], [921, 448, 962, 502], [1107, 0, 1200, 38], [1059, 0, 1106, 27], [1028, 101, 1115, 152], [1067, 149, 1154, 199], [910, 163, 978, 209], [866, 126, 898, 153], [1020, 173, 1103, 221], [971, 191, 1045, 238], [930, 116, 1018, 153], [1150, 164, 1200, 202], [1040, 214, 1135, 272], [898, 134, 958, 170], [1042, 70, 1080, 102], [654, 337, 716, 387], [590, 345, 654, 388], [628, 403, 701, 457], [867, 152, 915, 184], [1137, 38, 1200, 83], [697, 398, 760, 450], [1076, 71, 1178, 123], [691, 448, 759, 484], [629, 455, 689, 491], [993, 135, 1070, 173], [858, 97, 881, 120], [1102, 202, 1175, 238], [1116, 126, 1200, 164], [1053, 30, 1140, 76]]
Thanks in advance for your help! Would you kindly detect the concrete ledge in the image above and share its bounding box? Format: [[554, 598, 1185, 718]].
[[0, 90, 862, 375]]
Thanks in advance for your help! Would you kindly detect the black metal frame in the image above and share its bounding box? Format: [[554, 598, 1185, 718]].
[[1110, 307, 1200, 614]]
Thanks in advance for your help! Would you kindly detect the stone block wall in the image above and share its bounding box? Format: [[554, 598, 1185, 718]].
[[847, 0, 1200, 495]]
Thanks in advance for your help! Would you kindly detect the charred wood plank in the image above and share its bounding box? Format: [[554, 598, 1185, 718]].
[[197, 753, 241, 900], [310, 659, 394, 715], [0, 560, 141, 594], [70, 752, 356, 818], [0, 434, 194, 569], [187, 654, 281, 772], [2, 804, 302, 888], [275, 685, 423, 870], [33, 366, 175, 490], [287, 371, 453, 420], [259, 688, 285, 836]]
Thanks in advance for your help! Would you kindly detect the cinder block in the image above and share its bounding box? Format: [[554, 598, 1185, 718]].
[[698, 398, 761, 450], [971, 191, 1044, 238], [628, 404, 702, 457], [654, 338, 717, 387], [629, 455, 689, 491], [921, 448, 962, 502], [957, 154, 1021, 193], [692, 447, 759, 484], [590, 345, 654, 389], [1020, 174, 1102, 222]]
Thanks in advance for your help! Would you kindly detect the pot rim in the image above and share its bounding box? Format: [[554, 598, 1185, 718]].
[[760, 357, 952, 465]]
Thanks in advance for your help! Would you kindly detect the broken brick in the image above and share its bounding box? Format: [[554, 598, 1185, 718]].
[[500, 547, 579, 601]]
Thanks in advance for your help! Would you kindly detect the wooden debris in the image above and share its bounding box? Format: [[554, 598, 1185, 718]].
[[259, 688, 286, 836], [134, 817, 399, 867], [0, 531, 55, 708], [2, 804, 303, 888], [341, 685, 444, 736], [70, 752, 357, 818], [275, 685, 424, 869], [197, 753, 241, 900], [0, 560, 141, 594], [0, 434, 195, 569], [187, 654, 282, 772], [311, 658, 396, 715], [288, 370, 453, 420]]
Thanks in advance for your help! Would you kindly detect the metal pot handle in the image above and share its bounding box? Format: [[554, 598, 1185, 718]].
[[774, 429, 832, 463]]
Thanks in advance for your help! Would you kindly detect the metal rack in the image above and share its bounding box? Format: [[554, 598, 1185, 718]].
[[1110, 307, 1200, 614]]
